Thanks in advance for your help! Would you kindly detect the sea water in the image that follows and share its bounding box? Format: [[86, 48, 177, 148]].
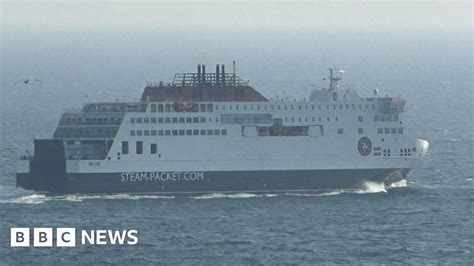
[[0, 29, 472, 264]]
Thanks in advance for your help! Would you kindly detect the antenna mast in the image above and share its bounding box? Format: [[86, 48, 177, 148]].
[[328, 68, 344, 90]]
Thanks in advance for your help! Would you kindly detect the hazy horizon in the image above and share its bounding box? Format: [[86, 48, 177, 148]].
[[1, 1, 472, 102], [2, 1, 472, 32]]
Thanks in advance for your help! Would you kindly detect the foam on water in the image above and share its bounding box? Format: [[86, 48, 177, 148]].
[[285, 181, 394, 197], [0, 179, 408, 204], [388, 179, 408, 188], [0, 185, 175, 204], [285, 191, 345, 197], [193, 182, 399, 200], [58, 194, 176, 201], [0, 184, 32, 199], [1, 194, 51, 204], [1, 194, 176, 204], [358, 181, 387, 194], [192, 192, 277, 199]]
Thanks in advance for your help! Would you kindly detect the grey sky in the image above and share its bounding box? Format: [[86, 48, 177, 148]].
[[2, 1, 472, 32]]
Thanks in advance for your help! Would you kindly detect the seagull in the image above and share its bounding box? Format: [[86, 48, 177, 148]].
[[13, 78, 42, 85]]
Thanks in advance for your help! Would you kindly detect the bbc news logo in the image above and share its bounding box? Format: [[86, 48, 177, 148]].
[[11, 228, 138, 247]]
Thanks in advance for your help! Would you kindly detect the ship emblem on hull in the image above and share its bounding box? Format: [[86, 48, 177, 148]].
[[358, 137, 372, 156]]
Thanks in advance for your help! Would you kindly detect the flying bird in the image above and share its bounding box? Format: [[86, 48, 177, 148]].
[[13, 78, 42, 86]]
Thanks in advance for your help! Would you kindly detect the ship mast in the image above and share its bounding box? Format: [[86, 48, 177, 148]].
[[328, 68, 344, 90]]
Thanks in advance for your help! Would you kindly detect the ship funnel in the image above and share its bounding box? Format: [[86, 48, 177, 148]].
[[197, 64, 202, 85], [202, 64, 206, 83], [216, 64, 220, 85], [221, 64, 225, 86]]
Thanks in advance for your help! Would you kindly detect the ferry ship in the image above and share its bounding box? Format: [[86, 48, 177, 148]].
[[16, 63, 429, 194]]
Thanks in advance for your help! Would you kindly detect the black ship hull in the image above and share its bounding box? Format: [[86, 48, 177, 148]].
[[16, 168, 410, 194]]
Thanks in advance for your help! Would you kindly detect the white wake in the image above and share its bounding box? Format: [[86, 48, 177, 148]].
[[192, 192, 277, 199], [0, 185, 175, 204], [0, 179, 409, 204], [388, 179, 408, 188], [285, 191, 346, 197], [358, 180, 387, 194]]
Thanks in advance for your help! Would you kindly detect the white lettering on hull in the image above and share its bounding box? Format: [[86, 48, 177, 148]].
[[120, 172, 205, 182]]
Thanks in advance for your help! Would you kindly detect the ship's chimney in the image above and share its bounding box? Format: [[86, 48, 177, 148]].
[[221, 64, 225, 86], [215, 64, 220, 85], [232, 61, 236, 87], [202, 64, 206, 84], [197, 64, 202, 85]]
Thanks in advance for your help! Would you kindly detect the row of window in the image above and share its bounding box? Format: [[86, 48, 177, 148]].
[[374, 147, 415, 157], [130, 129, 228, 137], [130, 127, 370, 137], [377, 128, 404, 134], [400, 148, 415, 156], [373, 147, 392, 157], [54, 127, 117, 138], [127, 127, 398, 139], [121, 141, 158, 155], [336, 128, 364, 134], [149, 103, 214, 113], [131, 117, 215, 124], [147, 102, 377, 113], [66, 114, 394, 130], [285, 116, 340, 123], [130, 115, 357, 124], [221, 114, 272, 125], [215, 103, 376, 111], [62, 116, 122, 125], [374, 115, 399, 122], [255, 125, 309, 137]]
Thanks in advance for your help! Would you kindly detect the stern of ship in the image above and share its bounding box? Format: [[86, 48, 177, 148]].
[[16, 139, 70, 193]]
